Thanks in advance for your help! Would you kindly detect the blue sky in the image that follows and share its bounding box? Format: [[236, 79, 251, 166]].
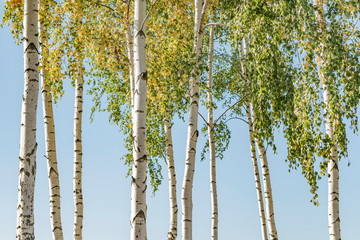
[[1, 4, 360, 240]]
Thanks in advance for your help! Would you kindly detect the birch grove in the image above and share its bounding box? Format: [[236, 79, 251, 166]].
[[16, 0, 39, 238], [2, 0, 360, 239]]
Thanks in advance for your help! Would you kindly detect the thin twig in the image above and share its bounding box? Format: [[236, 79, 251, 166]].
[[181, 95, 210, 126], [224, 117, 248, 125], [138, 0, 159, 34], [213, 93, 249, 126], [202, 22, 229, 31]]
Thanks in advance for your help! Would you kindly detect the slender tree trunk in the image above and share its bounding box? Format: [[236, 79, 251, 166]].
[[16, 0, 39, 239], [165, 115, 178, 240], [245, 104, 268, 240], [206, 25, 218, 240], [240, 39, 275, 240], [240, 40, 268, 240], [181, 1, 208, 239], [73, 57, 84, 240], [130, 0, 148, 239], [72, 2, 84, 238], [254, 137, 278, 240], [323, 85, 340, 240], [312, 1, 341, 239], [39, 10, 64, 240]]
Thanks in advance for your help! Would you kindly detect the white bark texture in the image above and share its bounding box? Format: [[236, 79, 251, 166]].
[[312, 1, 341, 239], [240, 40, 268, 240], [246, 104, 268, 240], [40, 15, 64, 240], [207, 25, 218, 240], [16, 0, 39, 239], [165, 116, 178, 240], [254, 137, 278, 240], [73, 59, 84, 240], [130, 0, 148, 239], [324, 83, 341, 240], [181, 1, 208, 239]]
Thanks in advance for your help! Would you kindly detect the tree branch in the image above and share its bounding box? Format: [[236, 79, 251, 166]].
[[202, 22, 229, 31]]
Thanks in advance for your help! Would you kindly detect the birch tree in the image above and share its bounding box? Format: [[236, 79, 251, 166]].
[[205, 25, 219, 240], [239, 40, 268, 240], [222, 2, 297, 239], [245, 104, 268, 240], [16, 0, 39, 238], [69, 1, 85, 238], [164, 114, 178, 240], [39, 1, 64, 238], [130, 0, 148, 238], [282, 2, 360, 240], [84, 1, 192, 238], [181, 1, 209, 239]]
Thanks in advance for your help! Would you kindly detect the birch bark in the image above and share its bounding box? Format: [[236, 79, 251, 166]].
[[254, 136, 278, 240], [16, 0, 39, 239], [246, 104, 268, 240], [240, 40, 268, 240], [165, 115, 178, 240], [130, 0, 148, 239], [181, 1, 208, 239], [72, 2, 84, 239], [73, 56, 84, 240], [39, 10, 64, 240], [206, 25, 218, 240], [312, 1, 341, 239], [323, 83, 341, 240], [241, 39, 276, 240]]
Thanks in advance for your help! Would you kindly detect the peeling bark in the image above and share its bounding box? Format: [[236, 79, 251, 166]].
[[16, 0, 39, 239]]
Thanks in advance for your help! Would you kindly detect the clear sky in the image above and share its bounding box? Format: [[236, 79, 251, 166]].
[[1, 4, 360, 240]]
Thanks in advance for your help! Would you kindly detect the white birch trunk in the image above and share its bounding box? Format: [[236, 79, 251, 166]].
[[73, 58, 84, 240], [181, 1, 208, 239], [207, 25, 218, 240], [130, 0, 148, 239], [165, 115, 178, 240], [246, 104, 268, 240], [312, 1, 341, 239], [240, 40, 268, 240], [323, 84, 341, 240], [254, 136, 278, 240], [40, 13, 64, 240], [240, 38, 277, 240], [16, 0, 39, 239]]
